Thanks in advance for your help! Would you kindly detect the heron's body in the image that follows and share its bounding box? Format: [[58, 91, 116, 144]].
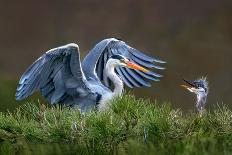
[[16, 38, 165, 111]]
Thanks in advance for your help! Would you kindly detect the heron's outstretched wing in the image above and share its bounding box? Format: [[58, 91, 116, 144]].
[[82, 38, 166, 88], [16, 43, 99, 109]]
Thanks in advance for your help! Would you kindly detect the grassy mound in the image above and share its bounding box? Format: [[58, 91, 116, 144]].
[[0, 95, 232, 154]]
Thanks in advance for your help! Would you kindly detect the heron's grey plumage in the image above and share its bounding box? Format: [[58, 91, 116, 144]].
[[16, 38, 165, 111], [16, 43, 99, 111], [82, 38, 165, 88]]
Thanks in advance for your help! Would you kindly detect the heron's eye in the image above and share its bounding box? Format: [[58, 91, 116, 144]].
[[120, 59, 126, 63]]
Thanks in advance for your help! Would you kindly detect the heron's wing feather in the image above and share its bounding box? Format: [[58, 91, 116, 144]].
[[16, 44, 97, 107], [82, 38, 165, 88]]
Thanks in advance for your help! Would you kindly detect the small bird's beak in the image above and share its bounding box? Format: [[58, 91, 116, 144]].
[[180, 79, 196, 91], [180, 85, 191, 89], [180, 84, 195, 93], [124, 60, 149, 72]]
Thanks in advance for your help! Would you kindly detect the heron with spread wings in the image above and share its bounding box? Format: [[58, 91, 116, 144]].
[[15, 38, 165, 111]]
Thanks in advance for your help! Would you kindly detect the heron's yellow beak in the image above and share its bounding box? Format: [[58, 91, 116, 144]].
[[125, 60, 149, 73]]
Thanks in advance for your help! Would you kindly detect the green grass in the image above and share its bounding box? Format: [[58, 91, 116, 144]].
[[0, 94, 232, 155], [0, 77, 43, 112]]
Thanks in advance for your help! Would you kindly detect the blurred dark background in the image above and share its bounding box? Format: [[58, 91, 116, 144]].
[[0, 0, 231, 112]]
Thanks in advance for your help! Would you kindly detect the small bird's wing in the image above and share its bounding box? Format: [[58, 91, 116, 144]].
[[82, 38, 166, 88], [16, 43, 99, 109]]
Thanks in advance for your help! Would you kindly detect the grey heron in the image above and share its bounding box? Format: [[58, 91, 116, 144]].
[[181, 77, 208, 113], [15, 38, 165, 111]]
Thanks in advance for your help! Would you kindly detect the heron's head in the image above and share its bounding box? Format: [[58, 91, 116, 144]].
[[109, 54, 149, 72], [181, 77, 208, 96]]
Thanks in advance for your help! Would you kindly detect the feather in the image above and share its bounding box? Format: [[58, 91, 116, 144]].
[[131, 54, 165, 70], [115, 68, 133, 88], [125, 68, 151, 87], [131, 48, 166, 63], [120, 67, 141, 87], [134, 70, 160, 82]]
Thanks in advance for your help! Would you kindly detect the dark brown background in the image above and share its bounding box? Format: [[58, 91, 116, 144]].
[[0, 0, 231, 111]]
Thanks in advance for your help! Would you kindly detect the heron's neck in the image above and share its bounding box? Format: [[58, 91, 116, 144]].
[[104, 63, 123, 97]]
